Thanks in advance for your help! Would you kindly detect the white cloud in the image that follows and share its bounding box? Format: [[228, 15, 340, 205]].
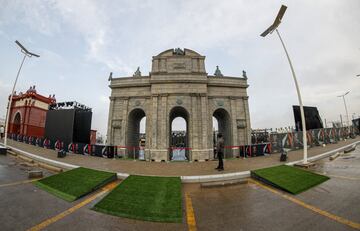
[[0, 0, 359, 134]]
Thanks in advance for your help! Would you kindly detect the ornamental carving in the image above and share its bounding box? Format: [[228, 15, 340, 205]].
[[236, 119, 246, 129], [112, 119, 122, 129]]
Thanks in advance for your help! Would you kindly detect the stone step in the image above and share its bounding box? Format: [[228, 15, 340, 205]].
[[344, 146, 356, 153], [201, 179, 248, 188], [28, 170, 43, 179]]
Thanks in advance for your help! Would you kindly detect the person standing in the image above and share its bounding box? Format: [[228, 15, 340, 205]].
[[215, 133, 224, 171]]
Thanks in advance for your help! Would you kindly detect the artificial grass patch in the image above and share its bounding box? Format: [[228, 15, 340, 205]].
[[93, 175, 182, 223], [34, 167, 117, 201], [251, 165, 329, 194]]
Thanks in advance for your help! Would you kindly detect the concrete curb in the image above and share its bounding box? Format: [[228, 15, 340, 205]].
[[181, 171, 250, 183], [329, 153, 341, 161], [285, 141, 359, 166], [6, 146, 79, 170], [201, 179, 248, 188], [2, 140, 359, 183]]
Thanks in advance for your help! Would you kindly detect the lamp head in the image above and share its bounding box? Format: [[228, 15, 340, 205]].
[[260, 5, 287, 37]]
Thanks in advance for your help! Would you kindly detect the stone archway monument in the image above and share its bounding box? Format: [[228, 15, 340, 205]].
[[107, 48, 251, 162]]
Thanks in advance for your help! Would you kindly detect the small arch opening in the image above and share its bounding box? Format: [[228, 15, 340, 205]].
[[127, 108, 146, 159], [169, 106, 189, 161], [12, 112, 21, 134]]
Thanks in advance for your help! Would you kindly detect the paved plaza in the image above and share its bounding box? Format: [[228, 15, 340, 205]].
[[3, 137, 360, 176], [0, 144, 360, 230]]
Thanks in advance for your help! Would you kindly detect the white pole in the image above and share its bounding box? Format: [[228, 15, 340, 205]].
[[275, 29, 308, 164], [342, 95, 351, 136], [4, 54, 27, 147], [342, 95, 350, 127]]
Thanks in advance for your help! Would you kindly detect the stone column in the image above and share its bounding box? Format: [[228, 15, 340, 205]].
[[159, 94, 168, 160], [244, 96, 251, 145], [207, 99, 214, 159], [121, 98, 129, 156], [200, 94, 211, 160], [106, 97, 115, 145], [190, 94, 198, 161], [241, 97, 251, 145], [145, 97, 151, 160], [150, 94, 158, 160], [230, 97, 239, 157]]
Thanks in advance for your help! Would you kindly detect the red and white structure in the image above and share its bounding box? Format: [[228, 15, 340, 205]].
[[7, 86, 56, 137]]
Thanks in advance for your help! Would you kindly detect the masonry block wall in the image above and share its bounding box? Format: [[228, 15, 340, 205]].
[[107, 48, 251, 161]]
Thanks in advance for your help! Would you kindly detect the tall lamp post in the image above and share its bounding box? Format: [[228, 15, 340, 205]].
[[261, 5, 308, 164], [337, 91, 350, 127], [3, 41, 40, 147]]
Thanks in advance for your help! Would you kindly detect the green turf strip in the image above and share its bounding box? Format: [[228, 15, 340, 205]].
[[93, 175, 182, 223], [251, 165, 330, 194], [34, 167, 117, 201]]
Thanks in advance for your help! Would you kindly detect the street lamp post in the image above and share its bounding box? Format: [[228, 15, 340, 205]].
[[337, 91, 350, 127], [261, 5, 308, 164], [3, 41, 39, 147]]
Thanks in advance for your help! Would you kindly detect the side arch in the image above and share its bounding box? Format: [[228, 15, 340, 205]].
[[12, 111, 22, 134], [213, 108, 232, 158], [126, 108, 146, 158]]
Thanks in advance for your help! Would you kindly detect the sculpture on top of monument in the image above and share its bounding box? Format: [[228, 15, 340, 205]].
[[242, 70, 247, 79], [214, 66, 223, 77], [133, 67, 142, 77], [173, 48, 185, 55], [108, 72, 113, 81]]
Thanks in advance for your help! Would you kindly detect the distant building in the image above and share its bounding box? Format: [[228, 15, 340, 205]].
[[7, 86, 56, 137]]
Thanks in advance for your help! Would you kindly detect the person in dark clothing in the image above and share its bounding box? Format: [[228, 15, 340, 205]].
[[215, 133, 224, 171]]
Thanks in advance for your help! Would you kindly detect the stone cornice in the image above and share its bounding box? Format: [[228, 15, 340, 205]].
[[207, 82, 249, 88], [149, 79, 208, 84], [208, 75, 247, 80], [150, 71, 208, 76], [111, 94, 247, 99], [208, 96, 248, 99], [110, 83, 151, 88]]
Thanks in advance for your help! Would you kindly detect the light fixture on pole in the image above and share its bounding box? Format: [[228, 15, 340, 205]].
[[356, 74, 360, 77], [337, 91, 350, 127], [3, 41, 40, 147], [261, 5, 309, 164]]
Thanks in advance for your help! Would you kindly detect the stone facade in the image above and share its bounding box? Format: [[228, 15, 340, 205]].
[[107, 48, 251, 161]]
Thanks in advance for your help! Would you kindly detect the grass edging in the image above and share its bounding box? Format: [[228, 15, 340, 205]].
[[34, 180, 76, 202], [251, 165, 330, 194], [33, 167, 117, 202], [92, 175, 182, 223]]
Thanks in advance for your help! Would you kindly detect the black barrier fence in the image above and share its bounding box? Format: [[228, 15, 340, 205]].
[[7, 126, 358, 160], [268, 126, 358, 153], [238, 143, 272, 158], [7, 133, 117, 158], [8, 132, 273, 160]]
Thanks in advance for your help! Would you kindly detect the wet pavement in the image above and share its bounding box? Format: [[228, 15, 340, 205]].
[[0, 145, 359, 230], [4, 137, 360, 176], [185, 145, 360, 231], [0, 154, 186, 231]]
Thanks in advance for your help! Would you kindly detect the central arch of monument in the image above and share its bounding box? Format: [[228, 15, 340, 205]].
[[107, 48, 251, 162]]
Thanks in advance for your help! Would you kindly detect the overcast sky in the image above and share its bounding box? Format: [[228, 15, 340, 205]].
[[0, 0, 359, 137]]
